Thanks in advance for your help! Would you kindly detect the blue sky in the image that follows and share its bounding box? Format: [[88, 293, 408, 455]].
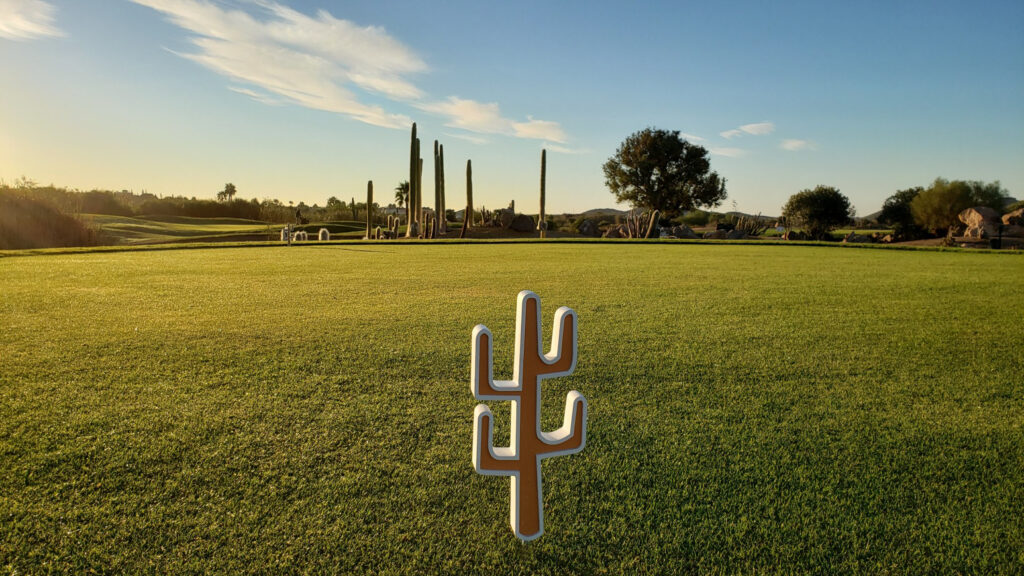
[[2, 0, 1022, 215]]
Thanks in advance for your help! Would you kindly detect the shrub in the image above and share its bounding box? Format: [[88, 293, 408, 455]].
[[781, 186, 854, 240], [880, 187, 925, 239]]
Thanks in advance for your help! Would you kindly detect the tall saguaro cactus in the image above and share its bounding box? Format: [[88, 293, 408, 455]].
[[433, 139, 441, 236], [406, 123, 418, 238], [471, 291, 588, 541], [466, 159, 474, 229], [365, 180, 373, 239], [439, 144, 447, 234], [539, 149, 547, 238]]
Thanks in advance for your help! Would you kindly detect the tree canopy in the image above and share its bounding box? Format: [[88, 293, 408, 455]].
[[910, 178, 1009, 233], [879, 187, 924, 235], [781, 185, 854, 239], [603, 128, 726, 216], [216, 183, 236, 202]]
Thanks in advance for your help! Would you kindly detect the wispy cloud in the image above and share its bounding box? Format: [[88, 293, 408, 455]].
[[679, 132, 705, 142], [228, 86, 284, 106], [709, 147, 747, 158], [739, 122, 774, 135], [781, 139, 816, 151], [544, 142, 589, 155], [720, 121, 775, 139], [443, 132, 489, 145], [131, 0, 566, 140], [0, 0, 64, 40], [418, 97, 566, 143]]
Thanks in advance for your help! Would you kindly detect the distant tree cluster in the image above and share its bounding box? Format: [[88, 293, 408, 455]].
[[0, 180, 386, 225], [878, 178, 1010, 236]]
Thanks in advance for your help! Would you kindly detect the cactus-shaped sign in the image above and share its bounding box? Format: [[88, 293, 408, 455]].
[[471, 291, 587, 541]]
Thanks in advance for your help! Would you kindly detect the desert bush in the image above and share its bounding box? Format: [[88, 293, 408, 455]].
[[782, 186, 854, 240]]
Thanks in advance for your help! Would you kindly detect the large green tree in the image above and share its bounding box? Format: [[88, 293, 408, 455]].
[[879, 187, 924, 236], [603, 128, 726, 216], [781, 185, 854, 240], [910, 178, 1009, 234]]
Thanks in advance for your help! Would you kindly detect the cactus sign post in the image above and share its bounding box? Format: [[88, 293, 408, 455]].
[[470, 291, 588, 541]]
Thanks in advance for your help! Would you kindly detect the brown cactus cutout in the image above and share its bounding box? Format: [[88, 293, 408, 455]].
[[471, 290, 588, 541]]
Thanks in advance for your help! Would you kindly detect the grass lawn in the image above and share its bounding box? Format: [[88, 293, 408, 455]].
[[1, 244, 1022, 574]]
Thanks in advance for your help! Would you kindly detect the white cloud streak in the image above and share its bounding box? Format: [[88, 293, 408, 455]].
[[544, 142, 589, 155], [0, 0, 63, 40], [443, 132, 489, 145], [417, 97, 566, 143], [781, 139, 815, 151], [131, 0, 566, 140], [679, 132, 705, 142], [228, 86, 284, 106], [720, 121, 775, 139], [739, 121, 774, 135]]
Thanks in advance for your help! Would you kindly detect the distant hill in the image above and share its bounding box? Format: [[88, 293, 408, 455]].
[[578, 208, 628, 218]]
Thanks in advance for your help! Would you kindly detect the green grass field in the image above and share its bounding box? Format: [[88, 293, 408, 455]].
[[2, 244, 1022, 574]]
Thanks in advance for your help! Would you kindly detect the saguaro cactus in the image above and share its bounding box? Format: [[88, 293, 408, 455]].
[[439, 144, 447, 234], [433, 140, 441, 236], [466, 159, 474, 229], [645, 209, 660, 239], [406, 123, 418, 238], [539, 149, 547, 239], [471, 291, 588, 541], [365, 180, 373, 239]]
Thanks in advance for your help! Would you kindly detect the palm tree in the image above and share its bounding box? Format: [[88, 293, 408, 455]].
[[395, 181, 410, 224], [395, 181, 409, 209]]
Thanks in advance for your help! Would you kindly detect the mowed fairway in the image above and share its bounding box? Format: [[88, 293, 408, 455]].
[[1, 244, 1022, 574]]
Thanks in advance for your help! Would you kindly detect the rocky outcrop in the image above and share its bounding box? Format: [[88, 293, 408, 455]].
[[508, 214, 536, 232], [1002, 208, 1024, 226], [664, 224, 699, 239], [703, 230, 728, 240], [577, 219, 600, 237], [959, 206, 1002, 239]]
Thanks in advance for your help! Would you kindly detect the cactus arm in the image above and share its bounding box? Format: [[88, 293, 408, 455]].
[[538, 391, 587, 455], [471, 325, 521, 398], [540, 306, 577, 376], [473, 404, 518, 474]]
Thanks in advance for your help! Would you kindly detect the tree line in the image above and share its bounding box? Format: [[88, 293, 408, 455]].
[[0, 180, 380, 224], [603, 128, 1014, 240]]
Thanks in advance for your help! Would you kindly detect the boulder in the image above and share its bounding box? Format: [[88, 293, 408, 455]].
[[727, 229, 748, 240], [1003, 208, 1024, 226], [843, 231, 872, 243], [666, 224, 699, 239], [1002, 224, 1024, 238], [498, 210, 515, 228], [578, 219, 600, 237], [703, 229, 728, 240], [959, 206, 1001, 239], [880, 234, 895, 243], [508, 213, 536, 232], [782, 230, 807, 241]]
